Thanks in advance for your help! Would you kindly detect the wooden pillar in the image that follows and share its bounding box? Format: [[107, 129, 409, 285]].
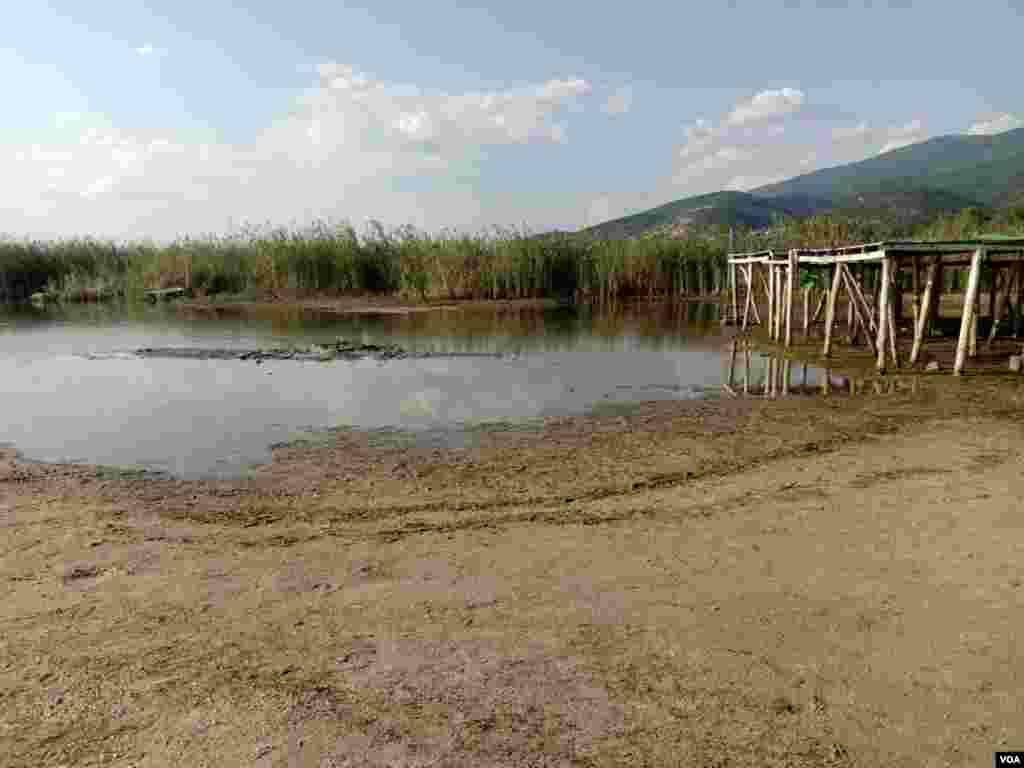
[[910, 257, 939, 366], [785, 251, 797, 347], [767, 263, 775, 340], [822, 263, 842, 357], [888, 291, 899, 369], [876, 254, 892, 373], [782, 359, 791, 396], [954, 248, 984, 376], [969, 287, 980, 358], [730, 263, 738, 326], [741, 265, 752, 330]]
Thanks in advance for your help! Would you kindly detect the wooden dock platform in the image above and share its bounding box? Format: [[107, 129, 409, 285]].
[[727, 239, 1024, 376]]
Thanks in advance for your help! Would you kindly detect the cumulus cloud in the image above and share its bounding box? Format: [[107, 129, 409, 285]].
[[602, 87, 632, 115], [0, 64, 593, 239], [726, 88, 805, 125], [615, 87, 937, 221], [877, 118, 926, 154], [967, 112, 1023, 136], [135, 44, 156, 56]]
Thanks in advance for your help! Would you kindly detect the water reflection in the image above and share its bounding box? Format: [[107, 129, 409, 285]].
[[0, 299, 729, 477], [723, 339, 922, 398]]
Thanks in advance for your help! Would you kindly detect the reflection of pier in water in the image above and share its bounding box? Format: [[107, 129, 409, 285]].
[[723, 339, 921, 398]]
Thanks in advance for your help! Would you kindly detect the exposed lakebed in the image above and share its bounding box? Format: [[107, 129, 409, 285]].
[[0, 300, 831, 478]]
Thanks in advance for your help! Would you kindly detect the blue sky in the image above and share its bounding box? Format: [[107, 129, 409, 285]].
[[3, 0, 1023, 240]]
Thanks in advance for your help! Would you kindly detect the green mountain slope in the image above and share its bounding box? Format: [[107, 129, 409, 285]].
[[582, 191, 827, 240], [753, 127, 1024, 203], [583, 127, 1024, 239]]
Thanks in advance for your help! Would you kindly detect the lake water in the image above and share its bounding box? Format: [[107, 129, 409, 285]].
[[0, 300, 842, 478]]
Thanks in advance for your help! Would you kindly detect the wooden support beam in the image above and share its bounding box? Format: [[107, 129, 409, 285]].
[[741, 265, 753, 330], [910, 257, 939, 366], [766, 265, 775, 340], [785, 251, 797, 347], [776, 266, 786, 341], [822, 264, 843, 358], [954, 248, 984, 376], [811, 289, 827, 325], [730, 263, 738, 326], [782, 359, 791, 395], [969, 288, 979, 358], [876, 253, 892, 373], [887, 292, 900, 369]]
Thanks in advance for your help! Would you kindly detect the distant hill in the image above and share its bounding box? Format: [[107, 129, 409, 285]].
[[583, 127, 1024, 239], [582, 191, 828, 240]]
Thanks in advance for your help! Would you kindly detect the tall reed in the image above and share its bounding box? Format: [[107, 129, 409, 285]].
[[0, 223, 731, 304]]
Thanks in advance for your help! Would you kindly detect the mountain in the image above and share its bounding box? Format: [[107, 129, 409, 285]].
[[754, 127, 1024, 204], [583, 127, 1024, 239], [582, 190, 828, 240]]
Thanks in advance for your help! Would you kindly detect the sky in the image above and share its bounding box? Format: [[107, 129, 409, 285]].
[[3, 0, 1023, 241]]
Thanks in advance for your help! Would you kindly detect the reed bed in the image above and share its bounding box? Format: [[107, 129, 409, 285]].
[[0, 223, 730, 304]]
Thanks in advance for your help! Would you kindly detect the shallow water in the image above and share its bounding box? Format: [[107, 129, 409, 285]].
[[0, 300, 840, 478]]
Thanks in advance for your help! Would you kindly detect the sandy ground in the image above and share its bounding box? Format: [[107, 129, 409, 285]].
[[3, 377, 1024, 767]]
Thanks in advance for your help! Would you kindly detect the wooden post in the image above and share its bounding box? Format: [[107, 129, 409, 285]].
[[910, 257, 939, 366], [876, 253, 892, 373], [765, 357, 774, 398], [774, 265, 782, 341], [969, 288, 979, 358], [954, 248, 984, 376], [811, 289, 827, 325], [767, 264, 775, 340], [782, 359, 791, 395], [730, 263, 738, 326], [822, 263, 842, 357], [741, 265, 752, 330], [785, 251, 796, 347], [888, 293, 899, 369], [728, 339, 738, 388]]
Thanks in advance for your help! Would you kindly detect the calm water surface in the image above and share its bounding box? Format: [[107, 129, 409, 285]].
[[0, 300, 834, 478]]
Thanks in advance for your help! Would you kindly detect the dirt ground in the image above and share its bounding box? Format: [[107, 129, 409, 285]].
[[3, 375, 1024, 767]]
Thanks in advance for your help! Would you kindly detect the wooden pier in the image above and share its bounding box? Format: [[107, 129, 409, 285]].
[[727, 239, 1024, 376]]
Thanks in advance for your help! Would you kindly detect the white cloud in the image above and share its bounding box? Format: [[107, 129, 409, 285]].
[[967, 112, 1023, 136], [135, 44, 155, 56], [602, 86, 632, 115], [0, 64, 593, 240], [877, 119, 925, 154], [726, 88, 805, 125]]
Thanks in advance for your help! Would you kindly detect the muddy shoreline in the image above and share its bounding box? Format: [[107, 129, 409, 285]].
[[4, 381, 1024, 766]]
